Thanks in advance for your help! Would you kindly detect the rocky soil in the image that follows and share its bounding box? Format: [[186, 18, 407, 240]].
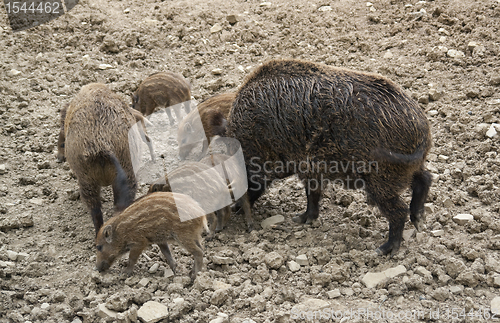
[[1, 0, 500, 322]]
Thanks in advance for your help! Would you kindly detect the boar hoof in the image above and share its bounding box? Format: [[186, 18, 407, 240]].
[[246, 225, 253, 233], [375, 241, 400, 257], [412, 219, 424, 232]]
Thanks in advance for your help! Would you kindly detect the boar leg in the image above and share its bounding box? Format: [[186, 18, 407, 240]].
[[79, 181, 103, 235], [239, 193, 253, 232], [215, 206, 231, 233], [292, 183, 321, 224], [172, 105, 183, 122], [183, 101, 191, 114], [373, 194, 408, 256], [125, 244, 146, 275], [158, 243, 177, 274], [178, 238, 204, 281]]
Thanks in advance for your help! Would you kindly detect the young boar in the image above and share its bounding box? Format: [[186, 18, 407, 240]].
[[95, 192, 208, 281], [226, 58, 432, 256], [64, 83, 142, 234], [177, 93, 235, 159], [57, 105, 155, 163], [132, 71, 191, 125], [199, 153, 253, 232], [148, 161, 232, 234]]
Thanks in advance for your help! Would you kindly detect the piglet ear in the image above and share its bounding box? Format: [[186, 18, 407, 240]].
[[103, 225, 113, 244]]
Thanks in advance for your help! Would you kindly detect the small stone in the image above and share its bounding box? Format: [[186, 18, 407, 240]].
[[210, 23, 223, 33], [383, 51, 393, 59], [138, 277, 150, 288], [428, 110, 439, 117], [327, 289, 341, 299], [415, 266, 432, 277], [164, 268, 174, 278], [318, 5, 332, 11], [0, 164, 6, 174], [261, 215, 284, 229], [8, 69, 22, 76], [124, 8, 130, 14], [438, 28, 450, 35], [17, 252, 29, 261], [40, 303, 50, 310], [98, 64, 114, 70], [212, 256, 234, 265], [453, 214, 473, 225], [486, 124, 497, 138], [428, 88, 443, 101], [295, 254, 308, 266], [212, 68, 223, 75], [264, 251, 284, 269], [490, 76, 500, 86], [259, 2, 272, 7], [431, 287, 450, 301], [210, 288, 229, 306], [415, 232, 426, 243], [226, 15, 239, 24], [149, 263, 159, 274], [402, 229, 415, 241], [418, 95, 429, 104], [213, 281, 231, 290], [449, 285, 463, 294], [237, 65, 245, 73], [431, 229, 444, 237], [98, 303, 118, 320], [137, 301, 169, 323], [438, 154, 449, 162], [362, 265, 407, 288], [288, 260, 300, 272], [447, 49, 465, 58], [467, 41, 480, 51], [366, 2, 373, 6], [443, 198, 454, 208], [6, 250, 18, 261], [424, 203, 435, 214]]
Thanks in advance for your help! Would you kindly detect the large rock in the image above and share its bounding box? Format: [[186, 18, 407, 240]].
[[264, 251, 284, 269], [137, 301, 169, 323], [361, 265, 407, 288], [261, 215, 284, 229]]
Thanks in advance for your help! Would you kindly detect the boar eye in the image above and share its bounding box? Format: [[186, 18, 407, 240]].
[[96, 245, 103, 251]]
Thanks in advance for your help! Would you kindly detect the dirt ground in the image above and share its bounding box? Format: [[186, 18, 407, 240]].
[[1, 0, 500, 322]]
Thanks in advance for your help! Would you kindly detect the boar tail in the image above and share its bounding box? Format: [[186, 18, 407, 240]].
[[370, 141, 428, 165], [107, 152, 130, 211]]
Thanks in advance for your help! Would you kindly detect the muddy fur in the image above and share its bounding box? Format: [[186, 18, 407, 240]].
[[64, 83, 140, 235], [95, 192, 208, 281], [177, 93, 234, 159], [226, 58, 432, 256], [148, 161, 231, 235], [57, 104, 154, 163], [132, 71, 191, 125], [199, 153, 253, 232]]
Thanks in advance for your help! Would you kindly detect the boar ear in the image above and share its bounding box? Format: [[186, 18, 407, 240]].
[[103, 225, 113, 244]]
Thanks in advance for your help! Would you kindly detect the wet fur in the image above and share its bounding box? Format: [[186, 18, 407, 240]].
[[226, 58, 432, 256], [132, 71, 191, 125]]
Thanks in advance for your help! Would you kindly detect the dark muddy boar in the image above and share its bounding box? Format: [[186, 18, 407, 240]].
[[148, 161, 232, 234], [199, 153, 253, 232], [226, 59, 432, 256], [177, 93, 235, 159], [132, 71, 191, 125], [64, 83, 143, 234], [95, 192, 208, 281], [57, 104, 155, 163]]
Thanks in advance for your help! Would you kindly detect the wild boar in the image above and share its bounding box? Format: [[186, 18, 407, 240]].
[[95, 192, 208, 281], [226, 58, 432, 256]]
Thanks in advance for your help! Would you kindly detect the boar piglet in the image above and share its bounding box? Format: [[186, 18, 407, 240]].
[[177, 92, 234, 160], [132, 71, 191, 125], [148, 161, 231, 235], [95, 192, 209, 281], [227, 58, 432, 256], [199, 153, 253, 232]]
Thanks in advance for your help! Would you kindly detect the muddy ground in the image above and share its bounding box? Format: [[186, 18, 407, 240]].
[[1, 0, 500, 322]]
